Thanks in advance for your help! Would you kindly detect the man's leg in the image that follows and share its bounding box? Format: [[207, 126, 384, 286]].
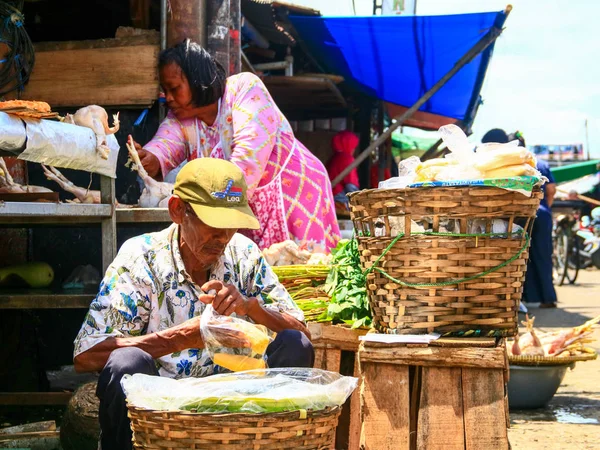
[[266, 329, 314, 368], [96, 347, 158, 450]]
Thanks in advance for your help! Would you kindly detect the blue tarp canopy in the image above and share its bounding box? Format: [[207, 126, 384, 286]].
[[289, 11, 508, 125]]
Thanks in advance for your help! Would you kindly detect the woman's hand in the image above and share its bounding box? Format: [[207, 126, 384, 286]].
[[130, 138, 161, 178], [199, 280, 258, 317]]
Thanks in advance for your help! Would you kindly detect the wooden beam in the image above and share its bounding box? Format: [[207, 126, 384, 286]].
[[100, 175, 117, 275]]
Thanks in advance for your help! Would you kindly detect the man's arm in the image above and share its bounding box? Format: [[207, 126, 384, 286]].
[[74, 317, 203, 373], [546, 183, 556, 208]]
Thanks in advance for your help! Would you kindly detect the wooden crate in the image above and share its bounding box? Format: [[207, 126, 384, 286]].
[[358, 337, 510, 450], [309, 323, 368, 450]]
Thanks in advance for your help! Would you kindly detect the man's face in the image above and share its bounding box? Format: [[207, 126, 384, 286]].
[[171, 198, 237, 269]]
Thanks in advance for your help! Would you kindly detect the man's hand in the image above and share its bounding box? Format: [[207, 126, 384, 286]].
[[129, 138, 161, 178], [199, 280, 258, 317]]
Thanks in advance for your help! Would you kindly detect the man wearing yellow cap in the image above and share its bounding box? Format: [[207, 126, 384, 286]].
[[72, 158, 312, 450]]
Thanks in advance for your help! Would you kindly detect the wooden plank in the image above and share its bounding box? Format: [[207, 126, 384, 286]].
[[462, 368, 509, 450], [432, 337, 497, 348], [360, 362, 410, 450], [0, 290, 94, 309], [348, 356, 361, 450], [361, 336, 497, 349], [33, 35, 159, 51], [100, 175, 116, 275], [313, 347, 325, 370], [0, 430, 60, 441], [417, 367, 465, 450], [309, 323, 367, 352], [21, 44, 159, 108], [116, 207, 171, 223], [0, 392, 72, 405], [0, 202, 111, 219], [0, 420, 56, 434], [359, 344, 505, 369]]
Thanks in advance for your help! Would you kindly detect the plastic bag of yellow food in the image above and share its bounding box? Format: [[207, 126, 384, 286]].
[[473, 147, 536, 172], [200, 304, 272, 372], [482, 163, 541, 179]]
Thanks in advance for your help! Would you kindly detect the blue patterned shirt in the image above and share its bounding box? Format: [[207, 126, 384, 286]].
[[74, 224, 303, 378]]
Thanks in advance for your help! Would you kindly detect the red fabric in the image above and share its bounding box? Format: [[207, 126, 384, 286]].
[[371, 165, 391, 189], [326, 131, 360, 195]]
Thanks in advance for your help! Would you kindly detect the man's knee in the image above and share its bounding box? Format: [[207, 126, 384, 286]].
[[106, 347, 155, 375], [97, 347, 156, 398], [272, 329, 314, 367]]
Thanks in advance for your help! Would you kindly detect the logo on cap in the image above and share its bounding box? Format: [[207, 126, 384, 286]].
[[211, 179, 243, 203]]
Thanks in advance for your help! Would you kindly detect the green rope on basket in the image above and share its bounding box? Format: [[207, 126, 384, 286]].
[[362, 231, 530, 288]]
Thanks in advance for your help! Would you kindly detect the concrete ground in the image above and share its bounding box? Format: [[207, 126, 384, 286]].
[[508, 269, 600, 450]]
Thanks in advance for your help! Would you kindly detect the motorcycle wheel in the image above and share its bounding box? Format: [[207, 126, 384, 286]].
[[553, 228, 569, 286], [565, 234, 580, 284]]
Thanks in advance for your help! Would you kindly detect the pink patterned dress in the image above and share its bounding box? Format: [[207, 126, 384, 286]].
[[144, 72, 341, 250]]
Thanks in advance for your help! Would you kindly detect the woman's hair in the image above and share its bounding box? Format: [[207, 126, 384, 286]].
[[159, 38, 227, 107]]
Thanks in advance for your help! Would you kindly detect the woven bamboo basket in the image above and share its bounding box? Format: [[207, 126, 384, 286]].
[[127, 405, 341, 450], [348, 185, 543, 337]]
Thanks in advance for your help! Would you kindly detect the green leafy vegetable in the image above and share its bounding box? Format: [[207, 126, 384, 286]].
[[323, 239, 371, 329]]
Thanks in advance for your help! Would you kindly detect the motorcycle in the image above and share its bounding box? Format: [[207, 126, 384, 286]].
[[575, 207, 600, 269]]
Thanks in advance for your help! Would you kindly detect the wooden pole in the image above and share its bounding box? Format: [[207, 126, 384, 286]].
[[167, 0, 207, 47], [331, 6, 511, 188]]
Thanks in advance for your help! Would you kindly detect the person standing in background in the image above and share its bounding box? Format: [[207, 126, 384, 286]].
[[509, 130, 557, 308], [481, 129, 558, 309], [326, 130, 361, 212]]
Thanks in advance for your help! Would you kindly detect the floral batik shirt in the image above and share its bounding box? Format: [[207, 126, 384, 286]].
[[73, 224, 303, 378]]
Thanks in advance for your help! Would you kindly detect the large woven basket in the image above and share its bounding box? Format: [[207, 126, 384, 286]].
[[348, 185, 543, 337], [127, 405, 341, 449]]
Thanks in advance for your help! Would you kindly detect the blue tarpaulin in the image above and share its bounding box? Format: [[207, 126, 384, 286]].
[[289, 11, 508, 124]]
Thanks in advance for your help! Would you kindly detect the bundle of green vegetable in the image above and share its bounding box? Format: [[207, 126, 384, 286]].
[[271, 265, 332, 323], [323, 239, 371, 329]]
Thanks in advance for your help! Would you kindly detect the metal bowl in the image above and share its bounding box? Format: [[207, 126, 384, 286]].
[[507, 363, 575, 409]]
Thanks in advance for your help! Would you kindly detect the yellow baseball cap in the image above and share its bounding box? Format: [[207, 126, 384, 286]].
[[173, 158, 260, 230]]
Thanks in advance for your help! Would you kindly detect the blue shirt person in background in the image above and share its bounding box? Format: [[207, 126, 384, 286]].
[[481, 129, 558, 309]]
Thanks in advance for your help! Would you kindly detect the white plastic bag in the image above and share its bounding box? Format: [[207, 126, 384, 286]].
[[121, 368, 358, 413], [199, 304, 272, 372], [17, 118, 120, 178]]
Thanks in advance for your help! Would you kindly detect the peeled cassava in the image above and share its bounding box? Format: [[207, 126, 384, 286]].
[[0, 262, 54, 288], [482, 164, 539, 179], [473, 148, 536, 171], [212, 353, 267, 372]]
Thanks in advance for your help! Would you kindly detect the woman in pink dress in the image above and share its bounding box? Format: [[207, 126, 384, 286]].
[[133, 39, 340, 250]]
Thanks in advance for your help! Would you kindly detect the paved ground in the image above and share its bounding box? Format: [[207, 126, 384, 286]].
[[508, 269, 600, 450]]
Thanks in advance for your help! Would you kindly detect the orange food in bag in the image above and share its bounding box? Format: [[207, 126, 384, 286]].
[[213, 353, 267, 372]]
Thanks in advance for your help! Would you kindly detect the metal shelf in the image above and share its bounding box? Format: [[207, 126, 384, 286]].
[[0, 289, 95, 309]]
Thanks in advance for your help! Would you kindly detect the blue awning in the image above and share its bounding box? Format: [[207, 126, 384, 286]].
[[288, 11, 508, 125]]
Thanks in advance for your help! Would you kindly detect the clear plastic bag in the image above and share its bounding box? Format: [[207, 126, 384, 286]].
[[121, 368, 358, 413], [199, 304, 272, 372]]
